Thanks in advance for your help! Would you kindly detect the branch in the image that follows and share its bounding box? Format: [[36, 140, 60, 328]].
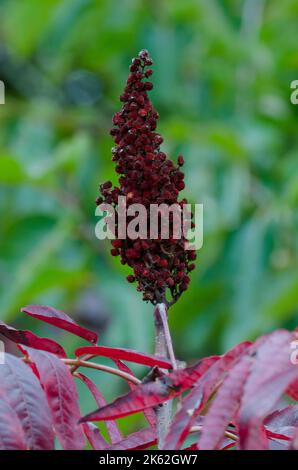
[[190, 426, 238, 442], [70, 353, 95, 373], [22, 353, 140, 385], [62, 358, 141, 386]]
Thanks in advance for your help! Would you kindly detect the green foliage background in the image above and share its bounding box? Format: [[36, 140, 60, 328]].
[[0, 0, 297, 437]]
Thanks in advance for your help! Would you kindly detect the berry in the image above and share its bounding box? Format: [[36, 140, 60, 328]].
[[177, 155, 184, 166], [97, 50, 196, 305]]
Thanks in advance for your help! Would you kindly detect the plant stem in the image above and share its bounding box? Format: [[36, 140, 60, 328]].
[[154, 302, 176, 448], [189, 426, 238, 442], [63, 358, 141, 385], [156, 302, 177, 370], [70, 353, 95, 373]]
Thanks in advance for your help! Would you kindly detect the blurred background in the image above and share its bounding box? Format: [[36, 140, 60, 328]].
[[0, 0, 297, 437]]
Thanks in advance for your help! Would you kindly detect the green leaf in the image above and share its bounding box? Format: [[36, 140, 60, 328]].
[[0, 156, 28, 184]]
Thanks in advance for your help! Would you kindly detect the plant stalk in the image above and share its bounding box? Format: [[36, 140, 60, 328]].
[[63, 358, 141, 385], [154, 302, 177, 448]]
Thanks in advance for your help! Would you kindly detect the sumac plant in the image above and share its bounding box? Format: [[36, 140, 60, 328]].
[[0, 51, 298, 451]]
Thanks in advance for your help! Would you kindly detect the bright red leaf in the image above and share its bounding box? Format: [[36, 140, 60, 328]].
[[21, 305, 98, 344], [114, 359, 156, 428], [76, 373, 122, 444], [198, 354, 253, 450], [0, 320, 66, 357], [163, 341, 250, 449], [80, 356, 218, 423], [75, 345, 172, 369]]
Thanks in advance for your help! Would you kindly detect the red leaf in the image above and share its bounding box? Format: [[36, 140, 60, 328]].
[[266, 429, 291, 441], [82, 423, 108, 450], [220, 440, 236, 451], [113, 359, 138, 390], [21, 305, 98, 344], [265, 405, 298, 435], [76, 373, 122, 444], [114, 359, 138, 389], [0, 320, 66, 357], [291, 428, 298, 450], [198, 354, 253, 450], [163, 341, 250, 450], [26, 348, 86, 450], [0, 400, 26, 450], [261, 407, 298, 450], [80, 356, 218, 423], [241, 330, 294, 400], [287, 378, 298, 400], [114, 360, 156, 428], [238, 330, 298, 450], [0, 353, 54, 449], [240, 370, 298, 450], [75, 345, 172, 369], [183, 443, 199, 450], [108, 428, 157, 450]]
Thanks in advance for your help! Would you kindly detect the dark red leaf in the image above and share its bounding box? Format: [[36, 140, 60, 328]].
[[75, 345, 172, 369], [25, 348, 86, 450], [198, 354, 253, 450], [21, 305, 98, 344], [114, 359, 156, 428], [76, 373, 122, 444], [82, 423, 108, 450], [0, 353, 54, 449], [0, 320, 66, 358], [0, 400, 26, 450], [80, 356, 218, 423], [238, 330, 298, 450], [163, 341, 251, 450], [108, 428, 157, 450]]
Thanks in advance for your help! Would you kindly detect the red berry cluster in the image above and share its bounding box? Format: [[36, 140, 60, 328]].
[[97, 50, 196, 305]]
